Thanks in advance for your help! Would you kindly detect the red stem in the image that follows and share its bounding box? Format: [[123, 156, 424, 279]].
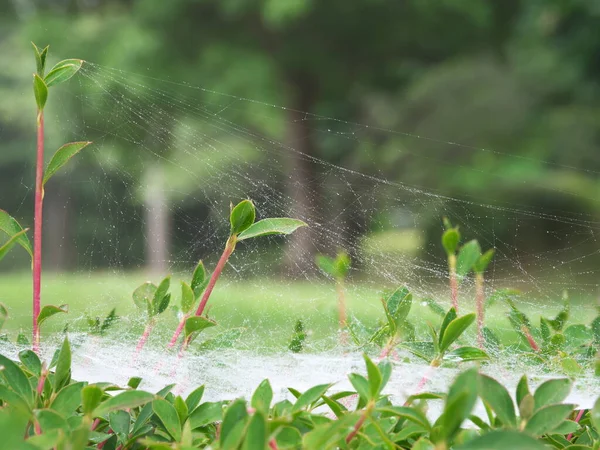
[[523, 326, 540, 352], [268, 438, 279, 450], [567, 409, 586, 441], [168, 237, 235, 345], [36, 369, 47, 397], [475, 273, 485, 349], [168, 315, 188, 348], [33, 110, 44, 353], [449, 255, 458, 313], [135, 320, 155, 353], [346, 412, 367, 443], [336, 279, 348, 345]]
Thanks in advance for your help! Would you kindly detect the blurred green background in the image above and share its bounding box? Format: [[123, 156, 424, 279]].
[[0, 0, 598, 298]]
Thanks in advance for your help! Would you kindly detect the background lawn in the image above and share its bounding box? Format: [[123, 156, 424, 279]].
[[1, 271, 596, 352]]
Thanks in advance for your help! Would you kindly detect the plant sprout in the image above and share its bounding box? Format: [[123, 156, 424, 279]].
[[168, 199, 306, 349], [133, 276, 171, 352], [402, 307, 488, 389], [473, 246, 495, 349], [167, 261, 209, 348], [289, 319, 307, 353], [31, 43, 90, 352], [315, 251, 350, 344]]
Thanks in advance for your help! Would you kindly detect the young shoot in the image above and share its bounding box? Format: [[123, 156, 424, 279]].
[[402, 307, 488, 390], [315, 251, 350, 344], [167, 261, 209, 348], [442, 217, 460, 311], [289, 319, 307, 353], [133, 276, 171, 353], [31, 43, 90, 352], [168, 199, 306, 350], [473, 247, 495, 349]]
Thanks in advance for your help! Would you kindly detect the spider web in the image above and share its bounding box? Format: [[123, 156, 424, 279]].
[[1, 61, 599, 404]]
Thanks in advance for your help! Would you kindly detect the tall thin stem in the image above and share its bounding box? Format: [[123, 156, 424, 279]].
[[33, 110, 44, 353], [168, 236, 235, 346], [336, 278, 347, 345], [448, 254, 458, 313], [135, 319, 156, 354], [475, 273, 485, 349]]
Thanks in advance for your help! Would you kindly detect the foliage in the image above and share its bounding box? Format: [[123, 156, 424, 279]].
[[0, 337, 596, 449]]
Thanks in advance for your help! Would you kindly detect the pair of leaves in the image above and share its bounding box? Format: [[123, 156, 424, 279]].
[[315, 251, 351, 280], [230, 200, 307, 241], [456, 240, 494, 278], [133, 277, 171, 318], [382, 286, 412, 337], [32, 41, 83, 110]]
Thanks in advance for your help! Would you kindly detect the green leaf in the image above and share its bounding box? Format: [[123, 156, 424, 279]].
[[237, 218, 307, 241], [36, 409, 69, 433], [152, 276, 171, 315], [242, 411, 267, 450], [402, 341, 436, 363], [524, 403, 575, 436], [378, 359, 392, 392], [128, 376, 142, 389], [33, 73, 48, 110], [348, 373, 370, 403], [173, 395, 189, 425], [456, 240, 482, 278], [439, 313, 476, 354], [0, 303, 7, 330], [473, 248, 495, 274], [363, 354, 382, 399], [442, 228, 460, 255], [43, 141, 91, 185], [445, 346, 489, 362], [455, 430, 548, 450], [251, 379, 273, 415], [133, 282, 157, 313], [37, 304, 68, 327], [315, 254, 337, 278], [109, 410, 130, 437], [18, 350, 41, 376], [385, 286, 412, 323], [376, 406, 431, 430], [32, 42, 49, 76], [0, 209, 32, 257], [190, 260, 207, 297], [53, 338, 71, 392], [334, 252, 351, 278], [186, 401, 223, 429], [591, 397, 600, 430], [94, 390, 155, 417], [533, 378, 572, 411], [478, 375, 517, 427], [230, 200, 256, 235], [220, 399, 248, 446], [0, 228, 29, 262], [292, 384, 332, 412], [44, 59, 83, 87], [153, 398, 182, 441], [184, 316, 216, 339], [516, 375, 530, 407], [185, 385, 205, 412], [50, 382, 85, 416], [180, 281, 195, 314], [0, 354, 34, 406], [439, 307, 458, 345], [519, 394, 535, 420], [439, 368, 478, 440], [82, 385, 103, 415]]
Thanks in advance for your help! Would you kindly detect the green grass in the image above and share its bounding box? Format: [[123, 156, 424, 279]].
[[0, 272, 596, 352]]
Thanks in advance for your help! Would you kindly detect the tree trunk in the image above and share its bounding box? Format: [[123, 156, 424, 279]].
[[283, 76, 321, 276], [143, 164, 170, 274]]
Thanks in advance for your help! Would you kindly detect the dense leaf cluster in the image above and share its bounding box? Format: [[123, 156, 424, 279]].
[[1, 338, 598, 449]]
